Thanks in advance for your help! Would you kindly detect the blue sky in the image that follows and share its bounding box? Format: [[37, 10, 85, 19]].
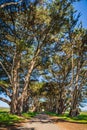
[[0, 94, 10, 108], [0, 0, 87, 109], [0, 101, 9, 108], [74, 0, 87, 28]]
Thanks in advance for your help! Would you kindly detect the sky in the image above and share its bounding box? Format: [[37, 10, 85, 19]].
[[0, 0, 87, 109], [74, 0, 87, 28], [0, 94, 10, 108]]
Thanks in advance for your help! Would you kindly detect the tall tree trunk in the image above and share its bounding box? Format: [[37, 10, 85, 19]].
[[10, 52, 22, 115], [69, 62, 80, 117]]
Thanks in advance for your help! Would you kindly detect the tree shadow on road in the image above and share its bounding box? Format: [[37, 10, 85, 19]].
[[29, 114, 53, 123], [0, 126, 35, 130]]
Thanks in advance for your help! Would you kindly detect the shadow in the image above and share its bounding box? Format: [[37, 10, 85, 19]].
[[2, 127, 35, 130], [31, 113, 87, 124], [10, 127, 35, 130], [29, 114, 53, 124], [30, 120, 53, 123]]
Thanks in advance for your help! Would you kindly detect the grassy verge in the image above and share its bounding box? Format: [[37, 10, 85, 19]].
[[46, 111, 87, 124], [0, 108, 37, 126], [0, 111, 23, 126]]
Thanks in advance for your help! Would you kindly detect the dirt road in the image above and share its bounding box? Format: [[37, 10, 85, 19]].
[[18, 114, 60, 130]]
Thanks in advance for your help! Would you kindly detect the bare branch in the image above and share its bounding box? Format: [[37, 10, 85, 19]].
[[0, 62, 12, 84], [0, 0, 23, 8], [0, 97, 11, 105]]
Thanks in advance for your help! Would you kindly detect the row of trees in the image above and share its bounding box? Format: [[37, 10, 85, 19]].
[[30, 27, 87, 117], [39, 28, 87, 116], [0, 0, 87, 116]]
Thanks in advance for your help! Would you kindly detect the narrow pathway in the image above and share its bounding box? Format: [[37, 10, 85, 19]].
[[17, 114, 60, 130], [22, 122, 60, 130]]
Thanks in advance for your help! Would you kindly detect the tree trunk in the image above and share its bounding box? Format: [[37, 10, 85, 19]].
[[23, 97, 29, 113], [10, 96, 18, 114], [56, 99, 65, 115], [10, 95, 24, 115], [69, 86, 79, 117], [69, 108, 79, 117], [69, 61, 80, 117], [10, 52, 23, 115]]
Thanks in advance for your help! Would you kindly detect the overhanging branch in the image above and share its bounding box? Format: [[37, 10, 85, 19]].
[[0, 62, 12, 84], [0, 83, 12, 97], [0, 97, 11, 105], [0, 52, 12, 68]]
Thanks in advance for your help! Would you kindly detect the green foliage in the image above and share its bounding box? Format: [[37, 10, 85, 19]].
[[30, 82, 44, 94], [46, 111, 59, 116], [22, 112, 38, 119], [0, 81, 9, 88], [0, 108, 38, 126]]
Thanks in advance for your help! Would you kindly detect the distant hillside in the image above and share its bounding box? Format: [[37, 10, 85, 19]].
[[0, 107, 10, 111]]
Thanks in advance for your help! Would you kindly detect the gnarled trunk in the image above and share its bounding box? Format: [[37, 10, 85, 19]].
[[10, 98, 23, 115]]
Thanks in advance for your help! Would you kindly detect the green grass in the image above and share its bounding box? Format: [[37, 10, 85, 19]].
[[46, 111, 87, 124], [22, 111, 38, 119], [0, 108, 37, 126], [0, 108, 23, 126], [0, 111, 22, 126], [0, 107, 10, 112]]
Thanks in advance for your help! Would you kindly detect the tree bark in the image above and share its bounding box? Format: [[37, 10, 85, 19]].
[[69, 59, 80, 117], [0, 0, 23, 8], [23, 97, 29, 113]]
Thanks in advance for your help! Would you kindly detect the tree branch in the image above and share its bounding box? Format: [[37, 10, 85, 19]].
[[0, 97, 11, 105], [0, 83, 12, 97], [0, 0, 23, 8], [0, 52, 12, 68], [0, 62, 12, 84]]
